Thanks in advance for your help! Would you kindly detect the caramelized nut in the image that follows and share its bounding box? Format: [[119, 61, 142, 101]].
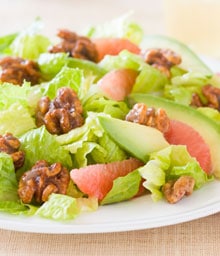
[[0, 57, 41, 85], [162, 176, 195, 204], [142, 48, 181, 77], [0, 133, 25, 170], [18, 160, 70, 204], [36, 87, 84, 135], [126, 103, 170, 133], [49, 29, 98, 62]]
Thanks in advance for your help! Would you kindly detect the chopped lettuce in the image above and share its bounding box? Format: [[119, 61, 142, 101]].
[[0, 82, 40, 136], [56, 112, 127, 167], [0, 33, 17, 55], [18, 126, 72, 176], [86, 12, 143, 44], [101, 169, 142, 205], [35, 193, 80, 221], [38, 53, 106, 81], [40, 66, 83, 99], [0, 153, 18, 201], [138, 145, 211, 202], [164, 72, 211, 105], [9, 19, 50, 60], [83, 92, 130, 119], [38, 52, 69, 80]]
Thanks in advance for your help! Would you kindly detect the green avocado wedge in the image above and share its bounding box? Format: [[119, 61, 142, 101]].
[[129, 93, 220, 178], [98, 116, 169, 162], [141, 34, 212, 76]]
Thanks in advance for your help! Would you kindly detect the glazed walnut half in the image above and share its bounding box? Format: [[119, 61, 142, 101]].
[[142, 48, 182, 77], [0, 133, 25, 170], [191, 84, 220, 111], [126, 103, 170, 133], [49, 29, 98, 62], [18, 160, 70, 204], [162, 176, 195, 204], [36, 87, 84, 135], [0, 57, 41, 86]]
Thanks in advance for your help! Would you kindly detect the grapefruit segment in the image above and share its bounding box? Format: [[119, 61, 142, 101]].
[[93, 38, 140, 61], [70, 158, 144, 200], [97, 68, 138, 101], [164, 120, 212, 174]]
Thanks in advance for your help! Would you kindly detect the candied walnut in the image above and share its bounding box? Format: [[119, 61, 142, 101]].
[[0, 57, 41, 86], [36, 87, 84, 135], [49, 29, 98, 62], [18, 160, 70, 204], [190, 84, 220, 110], [142, 48, 182, 77], [162, 176, 195, 204], [126, 103, 170, 133], [0, 133, 25, 170]]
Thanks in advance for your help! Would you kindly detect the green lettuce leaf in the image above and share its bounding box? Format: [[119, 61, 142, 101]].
[[38, 52, 69, 80], [86, 12, 143, 44], [9, 19, 50, 60], [38, 53, 106, 81], [138, 145, 211, 202], [0, 33, 17, 55], [40, 66, 83, 99], [83, 92, 130, 119], [18, 126, 72, 176], [0, 201, 29, 214], [0, 153, 18, 201], [101, 169, 142, 205], [197, 107, 220, 125], [56, 112, 127, 167], [0, 102, 36, 136], [35, 193, 80, 221], [164, 72, 210, 105]]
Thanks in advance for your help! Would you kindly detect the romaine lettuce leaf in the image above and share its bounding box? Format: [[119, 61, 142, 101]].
[[101, 169, 142, 205], [85, 12, 143, 44], [35, 193, 80, 221], [0, 33, 17, 55], [138, 145, 211, 201], [40, 66, 83, 99], [18, 126, 72, 176], [9, 19, 50, 60], [83, 92, 130, 119], [56, 112, 127, 167], [0, 153, 18, 201]]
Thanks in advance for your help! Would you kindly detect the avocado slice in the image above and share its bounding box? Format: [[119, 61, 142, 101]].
[[141, 35, 212, 76], [129, 93, 220, 177], [98, 116, 169, 162]]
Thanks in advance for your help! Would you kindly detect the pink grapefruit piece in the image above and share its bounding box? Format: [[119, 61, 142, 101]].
[[70, 158, 144, 201], [93, 38, 140, 62], [164, 120, 212, 174], [97, 68, 138, 101]]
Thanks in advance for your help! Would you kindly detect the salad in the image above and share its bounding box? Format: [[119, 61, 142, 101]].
[[0, 14, 219, 222]]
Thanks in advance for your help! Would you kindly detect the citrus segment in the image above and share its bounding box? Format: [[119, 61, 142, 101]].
[[70, 158, 143, 200], [164, 120, 212, 174]]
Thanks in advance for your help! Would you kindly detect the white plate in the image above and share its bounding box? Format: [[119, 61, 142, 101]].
[[1, 57, 220, 234], [1, 180, 220, 234]]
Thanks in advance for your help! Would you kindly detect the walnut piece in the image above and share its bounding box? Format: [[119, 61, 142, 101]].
[[0, 133, 25, 170], [18, 160, 70, 204], [190, 84, 220, 111], [36, 87, 84, 135], [49, 29, 98, 62], [0, 57, 41, 86], [142, 48, 181, 77], [126, 103, 170, 133], [162, 176, 195, 204]]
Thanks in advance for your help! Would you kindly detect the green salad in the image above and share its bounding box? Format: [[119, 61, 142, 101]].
[[0, 14, 219, 221]]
